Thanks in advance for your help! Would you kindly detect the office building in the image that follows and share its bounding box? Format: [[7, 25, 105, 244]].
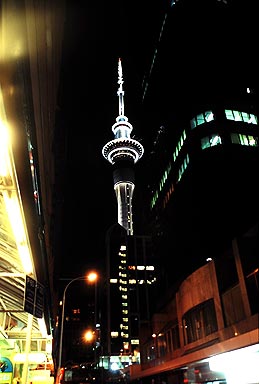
[[126, 1, 258, 382]]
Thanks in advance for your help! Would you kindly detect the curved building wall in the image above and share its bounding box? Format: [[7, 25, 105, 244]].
[[129, 225, 259, 383]]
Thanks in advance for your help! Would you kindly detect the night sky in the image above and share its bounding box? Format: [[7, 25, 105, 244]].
[[56, 0, 257, 280]]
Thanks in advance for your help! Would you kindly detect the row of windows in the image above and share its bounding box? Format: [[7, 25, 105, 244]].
[[150, 109, 258, 210], [150, 130, 187, 209], [201, 133, 258, 149], [143, 299, 217, 363], [225, 110, 258, 124], [201, 134, 221, 149], [231, 133, 258, 146], [191, 109, 258, 129], [183, 299, 217, 344], [162, 183, 174, 209], [177, 153, 189, 182], [119, 245, 129, 344], [190, 110, 214, 129]]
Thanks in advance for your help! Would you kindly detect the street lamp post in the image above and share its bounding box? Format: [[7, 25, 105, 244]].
[[88, 272, 100, 368], [57, 272, 98, 379]]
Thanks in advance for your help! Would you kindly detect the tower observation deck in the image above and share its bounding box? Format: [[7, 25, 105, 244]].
[[102, 58, 144, 235]]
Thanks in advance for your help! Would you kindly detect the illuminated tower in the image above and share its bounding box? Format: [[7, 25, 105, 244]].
[[102, 58, 144, 235]]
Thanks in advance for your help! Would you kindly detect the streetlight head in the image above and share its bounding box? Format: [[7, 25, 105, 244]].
[[84, 329, 94, 342], [87, 271, 98, 283]]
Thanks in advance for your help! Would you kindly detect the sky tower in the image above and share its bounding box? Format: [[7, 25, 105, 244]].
[[102, 58, 144, 235]]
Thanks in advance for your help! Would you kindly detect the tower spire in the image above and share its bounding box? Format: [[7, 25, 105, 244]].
[[117, 58, 124, 117]]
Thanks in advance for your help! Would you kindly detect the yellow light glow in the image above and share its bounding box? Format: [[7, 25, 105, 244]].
[[111, 331, 119, 338], [110, 279, 118, 283], [84, 330, 94, 342], [0, 119, 11, 176], [0, 106, 34, 274], [87, 271, 98, 283], [0, 8, 27, 61], [37, 318, 48, 338], [3, 191, 33, 274]]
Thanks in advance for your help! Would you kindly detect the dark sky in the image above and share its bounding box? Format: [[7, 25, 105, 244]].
[[57, 0, 161, 277]]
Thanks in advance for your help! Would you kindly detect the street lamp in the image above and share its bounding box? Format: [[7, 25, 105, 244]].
[[57, 271, 98, 379]]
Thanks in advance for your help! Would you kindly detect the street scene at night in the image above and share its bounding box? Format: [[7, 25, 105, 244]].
[[0, 1, 258, 384]]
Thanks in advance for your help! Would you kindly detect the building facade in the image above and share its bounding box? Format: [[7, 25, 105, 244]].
[[129, 225, 258, 384], [0, 1, 66, 384], [125, 1, 258, 382]]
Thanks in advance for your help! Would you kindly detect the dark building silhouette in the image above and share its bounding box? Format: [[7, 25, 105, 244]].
[[137, 0, 258, 293], [125, 1, 258, 382], [58, 280, 97, 365], [103, 225, 156, 363]]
